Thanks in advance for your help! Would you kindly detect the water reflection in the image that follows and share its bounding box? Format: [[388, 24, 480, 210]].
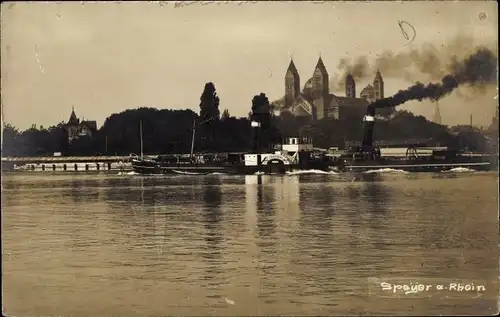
[[200, 176, 224, 288], [244, 175, 278, 250], [273, 176, 301, 241], [104, 176, 140, 206], [327, 179, 395, 279], [257, 178, 277, 241], [68, 178, 100, 203], [244, 175, 282, 302], [244, 175, 259, 243], [151, 188, 167, 257], [358, 182, 392, 254], [346, 180, 391, 216], [3, 172, 498, 316]]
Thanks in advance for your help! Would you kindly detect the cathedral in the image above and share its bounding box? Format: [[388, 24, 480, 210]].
[[279, 57, 385, 121]]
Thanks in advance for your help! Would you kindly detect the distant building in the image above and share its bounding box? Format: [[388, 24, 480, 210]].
[[277, 57, 385, 121], [487, 106, 499, 132], [66, 107, 97, 143], [359, 71, 384, 103], [433, 101, 442, 125]]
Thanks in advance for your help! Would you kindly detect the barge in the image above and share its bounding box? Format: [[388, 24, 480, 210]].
[[332, 148, 495, 173], [330, 104, 497, 173]]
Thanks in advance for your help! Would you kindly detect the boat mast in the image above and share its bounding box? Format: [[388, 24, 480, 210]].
[[190, 116, 216, 160], [140, 120, 143, 160], [190, 119, 196, 159]]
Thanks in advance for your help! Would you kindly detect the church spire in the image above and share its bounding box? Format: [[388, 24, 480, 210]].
[[373, 69, 384, 100], [287, 58, 298, 74], [285, 57, 301, 108], [311, 55, 329, 119], [68, 106, 79, 125], [315, 56, 327, 73]]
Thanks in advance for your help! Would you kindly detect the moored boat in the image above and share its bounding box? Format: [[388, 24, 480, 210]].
[[131, 114, 333, 175], [131, 137, 332, 175], [131, 153, 245, 175]]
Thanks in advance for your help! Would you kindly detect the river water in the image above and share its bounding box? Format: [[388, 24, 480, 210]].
[[2, 169, 499, 316]]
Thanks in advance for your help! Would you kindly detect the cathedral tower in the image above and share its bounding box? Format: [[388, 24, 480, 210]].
[[373, 70, 384, 100], [311, 57, 329, 119], [311, 57, 329, 98], [345, 74, 356, 98], [285, 59, 301, 108]]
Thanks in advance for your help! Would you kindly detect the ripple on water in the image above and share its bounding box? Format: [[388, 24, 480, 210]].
[[2, 172, 498, 316]]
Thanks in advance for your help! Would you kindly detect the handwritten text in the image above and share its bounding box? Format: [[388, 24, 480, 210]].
[[380, 281, 486, 295]]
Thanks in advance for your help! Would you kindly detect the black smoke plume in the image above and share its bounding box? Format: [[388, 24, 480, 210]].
[[332, 56, 370, 91], [370, 47, 498, 109], [330, 36, 496, 93]]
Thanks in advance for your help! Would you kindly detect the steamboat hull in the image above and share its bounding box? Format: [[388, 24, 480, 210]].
[[131, 159, 330, 175], [131, 163, 238, 175], [335, 155, 497, 173]]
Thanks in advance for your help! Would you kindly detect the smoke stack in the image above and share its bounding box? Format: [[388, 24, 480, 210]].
[[250, 120, 261, 152], [361, 105, 376, 150], [470, 112, 473, 127]]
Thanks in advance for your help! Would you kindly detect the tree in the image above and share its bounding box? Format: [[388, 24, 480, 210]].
[[249, 93, 281, 151], [199, 82, 220, 121], [198, 82, 221, 151], [251, 93, 270, 117], [1, 123, 20, 156], [221, 109, 231, 120]]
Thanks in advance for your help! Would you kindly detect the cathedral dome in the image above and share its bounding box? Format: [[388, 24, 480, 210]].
[[303, 77, 313, 97], [304, 77, 313, 90], [361, 84, 374, 94], [360, 84, 375, 102]]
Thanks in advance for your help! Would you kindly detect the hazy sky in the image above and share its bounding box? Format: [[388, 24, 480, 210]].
[[1, 1, 498, 130]]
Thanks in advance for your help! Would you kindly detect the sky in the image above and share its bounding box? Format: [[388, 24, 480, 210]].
[[1, 0, 498, 130]]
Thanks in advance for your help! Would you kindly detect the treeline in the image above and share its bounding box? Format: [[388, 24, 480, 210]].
[[1, 108, 254, 156], [2, 109, 494, 156], [2, 123, 69, 157], [1, 82, 496, 157]]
